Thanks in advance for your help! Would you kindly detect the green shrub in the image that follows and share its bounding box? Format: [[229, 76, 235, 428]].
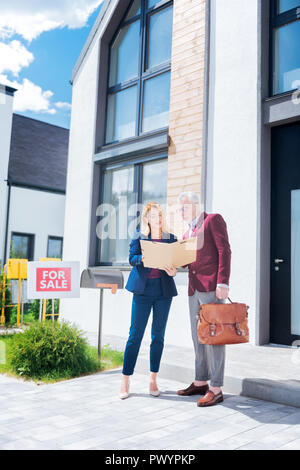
[[7, 321, 100, 379], [26, 299, 41, 321], [8, 308, 37, 325], [6, 299, 59, 326], [26, 299, 59, 320]]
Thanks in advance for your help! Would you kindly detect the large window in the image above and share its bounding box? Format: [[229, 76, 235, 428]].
[[271, 0, 300, 95], [10, 232, 35, 260], [105, 0, 173, 144], [97, 156, 168, 265]]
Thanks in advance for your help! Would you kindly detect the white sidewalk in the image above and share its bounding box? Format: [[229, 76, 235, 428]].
[[92, 334, 300, 408], [0, 371, 300, 450]]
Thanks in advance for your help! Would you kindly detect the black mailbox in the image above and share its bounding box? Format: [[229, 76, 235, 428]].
[[80, 268, 124, 360]]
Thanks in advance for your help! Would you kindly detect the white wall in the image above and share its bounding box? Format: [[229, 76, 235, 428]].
[[206, 0, 259, 342], [0, 89, 14, 267], [7, 186, 65, 261]]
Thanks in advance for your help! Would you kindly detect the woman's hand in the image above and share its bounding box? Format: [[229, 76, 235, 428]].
[[164, 265, 177, 277]]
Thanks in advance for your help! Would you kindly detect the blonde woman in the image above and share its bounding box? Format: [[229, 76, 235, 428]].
[[119, 202, 177, 399]]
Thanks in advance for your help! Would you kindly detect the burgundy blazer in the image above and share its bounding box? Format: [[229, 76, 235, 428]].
[[183, 211, 231, 295]]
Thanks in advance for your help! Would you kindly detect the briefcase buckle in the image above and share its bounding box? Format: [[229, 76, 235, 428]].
[[209, 323, 217, 337]]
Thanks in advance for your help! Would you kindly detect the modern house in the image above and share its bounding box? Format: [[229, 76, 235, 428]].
[[60, 0, 300, 349], [0, 85, 69, 270]]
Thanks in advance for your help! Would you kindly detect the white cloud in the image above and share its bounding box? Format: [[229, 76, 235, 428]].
[[0, 1, 104, 118], [0, 74, 56, 114], [55, 101, 72, 110], [0, 0, 104, 41], [0, 40, 34, 76]]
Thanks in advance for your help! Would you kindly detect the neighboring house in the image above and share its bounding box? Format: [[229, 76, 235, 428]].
[[0, 85, 69, 269], [60, 0, 300, 349]]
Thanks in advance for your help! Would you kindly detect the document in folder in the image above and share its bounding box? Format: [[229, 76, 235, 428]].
[[140, 238, 197, 269]]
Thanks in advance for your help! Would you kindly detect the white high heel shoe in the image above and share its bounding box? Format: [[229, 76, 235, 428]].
[[119, 380, 130, 399], [149, 382, 160, 397], [149, 389, 160, 397]]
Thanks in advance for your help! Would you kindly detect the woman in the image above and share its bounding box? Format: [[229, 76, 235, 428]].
[[119, 202, 177, 399]]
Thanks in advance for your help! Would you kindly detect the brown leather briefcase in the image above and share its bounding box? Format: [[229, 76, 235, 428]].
[[197, 297, 249, 345]]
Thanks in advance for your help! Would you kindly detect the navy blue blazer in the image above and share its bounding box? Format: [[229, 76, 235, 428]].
[[125, 229, 178, 298]]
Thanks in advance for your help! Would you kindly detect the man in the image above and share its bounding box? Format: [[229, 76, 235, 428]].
[[177, 191, 231, 406]]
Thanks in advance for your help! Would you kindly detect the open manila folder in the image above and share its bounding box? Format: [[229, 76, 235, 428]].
[[140, 237, 197, 269]]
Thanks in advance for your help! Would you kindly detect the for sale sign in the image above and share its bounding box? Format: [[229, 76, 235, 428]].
[[27, 261, 80, 299]]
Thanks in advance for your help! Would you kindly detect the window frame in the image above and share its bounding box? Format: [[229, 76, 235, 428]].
[[10, 232, 35, 261], [269, 0, 300, 96], [104, 0, 173, 145], [47, 236, 63, 259], [95, 152, 168, 267]]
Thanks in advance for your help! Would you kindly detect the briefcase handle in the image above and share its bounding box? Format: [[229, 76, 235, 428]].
[[212, 296, 250, 311], [212, 296, 233, 304]]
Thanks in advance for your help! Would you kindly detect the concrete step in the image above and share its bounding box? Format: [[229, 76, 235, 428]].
[[135, 358, 300, 409], [87, 333, 300, 408]]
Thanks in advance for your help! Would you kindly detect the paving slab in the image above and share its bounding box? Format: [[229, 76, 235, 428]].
[[0, 369, 300, 450], [90, 333, 300, 408]]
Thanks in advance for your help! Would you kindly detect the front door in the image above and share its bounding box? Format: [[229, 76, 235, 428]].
[[270, 120, 300, 346]]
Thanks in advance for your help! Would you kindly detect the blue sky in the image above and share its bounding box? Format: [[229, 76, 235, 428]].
[[0, 1, 104, 129]]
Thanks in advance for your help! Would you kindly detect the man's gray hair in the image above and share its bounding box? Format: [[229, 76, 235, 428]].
[[177, 191, 200, 205]]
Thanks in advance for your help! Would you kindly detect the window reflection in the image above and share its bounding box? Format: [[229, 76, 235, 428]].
[[47, 238, 63, 259], [100, 166, 135, 263], [109, 20, 140, 87], [273, 21, 300, 94], [278, 0, 300, 13], [105, 0, 173, 142], [142, 159, 168, 206], [10, 234, 34, 260], [291, 189, 300, 335], [125, 0, 141, 20], [98, 157, 168, 264], [147, 6, 173, 70], [148, 0, 158, 8], [142, 72, 170, 132], [106, 86, 137, 142]]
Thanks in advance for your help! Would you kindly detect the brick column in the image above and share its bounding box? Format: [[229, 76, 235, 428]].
[[166, 0, 207, 235]]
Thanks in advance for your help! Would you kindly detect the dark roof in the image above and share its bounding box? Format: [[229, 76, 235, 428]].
[[8, 114, 69, 193], [0, 83, 17, 96]]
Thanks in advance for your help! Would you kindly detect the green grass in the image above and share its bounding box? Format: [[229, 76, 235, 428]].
[[0, 334, 124, 384], [0, 335, 12, 375]]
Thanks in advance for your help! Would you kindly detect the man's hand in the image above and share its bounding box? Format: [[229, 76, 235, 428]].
[[216, 286, 229, 300], [164, 265, 177, 277]]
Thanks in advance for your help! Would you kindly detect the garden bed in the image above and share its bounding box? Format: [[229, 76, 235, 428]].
[[0, 321, 124, 384]]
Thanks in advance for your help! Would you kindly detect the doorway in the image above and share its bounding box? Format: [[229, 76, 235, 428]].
[[270, 120, 300, 345]]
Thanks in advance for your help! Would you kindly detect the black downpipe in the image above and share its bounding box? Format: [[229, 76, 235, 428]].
[[3, 180, 11, 266]]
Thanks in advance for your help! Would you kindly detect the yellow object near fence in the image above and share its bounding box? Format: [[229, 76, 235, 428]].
[[0, 258, 61, 327], [1, 259, 28, 326], [6, 259, 28, 280]]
